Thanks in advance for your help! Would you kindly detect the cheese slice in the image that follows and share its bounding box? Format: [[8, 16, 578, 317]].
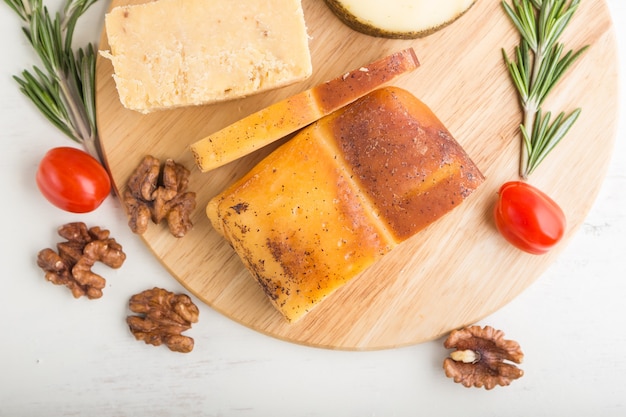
[[324, 0, 476, 39], [190, 48, 420, 172], [101, 0, 312, 113]]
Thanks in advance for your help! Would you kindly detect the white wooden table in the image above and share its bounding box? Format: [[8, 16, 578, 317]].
[[1, 1, 624, 415]]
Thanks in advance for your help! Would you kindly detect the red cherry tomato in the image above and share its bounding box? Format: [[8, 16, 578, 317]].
[[494, 181, 566, 255], [36, 147, 111, 213]]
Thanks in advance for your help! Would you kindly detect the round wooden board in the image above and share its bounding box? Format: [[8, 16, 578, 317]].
[[95, 0, 619, 350]]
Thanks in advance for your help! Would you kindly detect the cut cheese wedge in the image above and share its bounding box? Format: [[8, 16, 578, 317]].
[[324, 0, 476, 39], [207, 87, 484, 322], [190, 48, 420, 172], [101, 0, 312, 113]]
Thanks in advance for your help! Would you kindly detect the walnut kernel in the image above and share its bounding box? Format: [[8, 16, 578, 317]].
[[126, 287, 200, 353], [36, 222, 126, 299], [123, 155, 196, 238], [443, 325, 524, 390]]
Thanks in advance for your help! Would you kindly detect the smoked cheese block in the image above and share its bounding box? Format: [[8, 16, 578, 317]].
[[101, 0, 312, 113], [190, 48, 420, 172], [207, 87, 485, 322]]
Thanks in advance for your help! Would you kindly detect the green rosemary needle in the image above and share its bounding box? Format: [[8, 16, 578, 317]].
[[4, 0, 103, 162], [501, 0, 588, 179]]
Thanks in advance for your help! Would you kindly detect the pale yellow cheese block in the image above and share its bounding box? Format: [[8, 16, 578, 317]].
[[190, 48, 420, 172], [207, 87, 484, 322], [100, 0, 312, 113]]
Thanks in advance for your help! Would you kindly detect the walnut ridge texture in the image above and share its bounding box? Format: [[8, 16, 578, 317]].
[[36, 222, 126, 299], [126, 287, 200, 353], [123, 155, 196, 238], [443, 325, 524, 389]]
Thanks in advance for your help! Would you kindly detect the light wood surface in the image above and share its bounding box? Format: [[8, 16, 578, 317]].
[[95, 0, 618, 350]]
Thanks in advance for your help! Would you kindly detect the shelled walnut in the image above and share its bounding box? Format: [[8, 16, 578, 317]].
[[123, 155, 196, 238], [36, 222, 126, 299], [126, 287, 200, 353], [443, 325, 524, 390]]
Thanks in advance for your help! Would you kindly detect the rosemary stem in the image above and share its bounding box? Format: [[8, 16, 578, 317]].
[[520, 105, 535, 179], [520, 39, 545, 179], [56, 71, 86, 136], [56, 68, 101, 160]]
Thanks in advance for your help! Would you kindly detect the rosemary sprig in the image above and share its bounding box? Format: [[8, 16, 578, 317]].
[[501, 0, 588, 179], [4, 0, 103, 162]]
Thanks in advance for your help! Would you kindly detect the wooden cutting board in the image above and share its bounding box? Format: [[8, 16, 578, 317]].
[[95, 0, 619, 350]]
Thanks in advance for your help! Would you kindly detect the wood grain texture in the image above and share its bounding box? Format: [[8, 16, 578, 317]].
[[95, 0, 619, 350]]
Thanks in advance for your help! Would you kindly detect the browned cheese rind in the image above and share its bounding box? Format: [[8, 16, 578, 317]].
[[208, 87, 484, 322], [190, 49, 420, 172]]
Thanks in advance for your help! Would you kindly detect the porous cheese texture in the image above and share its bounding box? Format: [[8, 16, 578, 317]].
[[102, 0, 312, 113]]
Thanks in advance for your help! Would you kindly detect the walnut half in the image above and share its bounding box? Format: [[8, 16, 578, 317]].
[[126, 287, 200, 353], [443, 325, 524, 389]]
